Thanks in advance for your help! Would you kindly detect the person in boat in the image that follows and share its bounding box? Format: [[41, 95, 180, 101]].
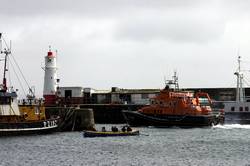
[[127, 126, 132, 132], [111, 126, 118, 132], [102, 126, 106, 132], [89, 126, 97, 131], [114, 126, 118, 132], [121, 126, 126, 132]]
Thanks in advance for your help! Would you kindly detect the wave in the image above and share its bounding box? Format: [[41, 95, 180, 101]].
[[213, 124, 250, 129]]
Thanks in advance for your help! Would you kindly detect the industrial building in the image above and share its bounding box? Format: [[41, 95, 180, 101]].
[[56, 86, 250, 106]]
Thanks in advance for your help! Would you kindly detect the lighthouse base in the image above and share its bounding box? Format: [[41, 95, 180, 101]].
[[44, 95, 57, 106]]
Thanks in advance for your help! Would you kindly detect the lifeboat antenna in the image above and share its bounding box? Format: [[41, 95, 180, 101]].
[[173, 71, 179, 90], [165, 71, 179, 90]]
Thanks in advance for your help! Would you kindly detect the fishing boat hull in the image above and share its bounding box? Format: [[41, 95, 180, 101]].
[[83, 130, 139, 137], [0, 118, 59, 136], [223, 102, 250, 124], [224, 112, 250, 124], [122, 110, 224, 127]]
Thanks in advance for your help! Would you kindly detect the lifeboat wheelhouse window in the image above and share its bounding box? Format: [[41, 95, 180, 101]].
[[239, 107, 243, 111], [231, 107, 235, 111], [245, 107, 249, 112]]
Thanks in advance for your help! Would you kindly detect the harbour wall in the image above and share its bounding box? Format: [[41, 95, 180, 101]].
[[46, 107, 95, 131], [79, 104, 144, 123], [47, 87, 250, 125], [46, 104, 144, 126]]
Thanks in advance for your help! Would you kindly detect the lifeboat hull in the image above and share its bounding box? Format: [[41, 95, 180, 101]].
[[122, 110, 224, 127]]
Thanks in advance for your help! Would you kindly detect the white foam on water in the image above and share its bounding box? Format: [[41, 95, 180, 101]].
[[213, 124, 250, 129]]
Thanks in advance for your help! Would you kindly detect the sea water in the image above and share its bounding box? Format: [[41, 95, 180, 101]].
[[0, 124, 250, 166]]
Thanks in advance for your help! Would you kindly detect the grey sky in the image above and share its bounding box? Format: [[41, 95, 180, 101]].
[[0, 0, 250, 97]]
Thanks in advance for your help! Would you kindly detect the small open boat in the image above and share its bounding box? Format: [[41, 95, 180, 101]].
[[83, 130, 139, 137]]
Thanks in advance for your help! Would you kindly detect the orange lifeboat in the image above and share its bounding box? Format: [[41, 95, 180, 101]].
[[122, 73, 224, 127]]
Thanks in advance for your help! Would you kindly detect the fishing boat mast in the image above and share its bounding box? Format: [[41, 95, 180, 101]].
[[235, 56, 244, 103], [0, 33, 11, 92]]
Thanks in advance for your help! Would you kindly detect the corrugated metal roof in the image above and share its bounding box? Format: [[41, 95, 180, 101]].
[[113, 89, 160, 94], [93, 90, 111, 94], [93, 88, 160, 94], [59, 86, 83, 89]]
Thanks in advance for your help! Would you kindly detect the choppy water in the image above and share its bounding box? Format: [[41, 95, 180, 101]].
[[1, 124, 250, 166]]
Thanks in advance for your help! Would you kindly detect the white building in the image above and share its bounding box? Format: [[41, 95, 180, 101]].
[[58, 87, 84, 98]]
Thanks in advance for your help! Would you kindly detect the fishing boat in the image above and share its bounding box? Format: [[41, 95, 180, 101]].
[[223, 56, 250, 124], [83, 130, 139, 137], [122, 72, 224, 127], [0, 33, 59, 136]]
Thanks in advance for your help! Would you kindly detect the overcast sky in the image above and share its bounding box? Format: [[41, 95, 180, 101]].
[[1, 0, 250, 97]]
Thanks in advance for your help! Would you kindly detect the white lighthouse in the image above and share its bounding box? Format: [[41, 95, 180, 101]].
[[43, 47, 58, 106]]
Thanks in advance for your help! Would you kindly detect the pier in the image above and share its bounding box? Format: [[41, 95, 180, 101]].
[[44, 87, 250, 127], [79, 104, 144, 123], [46, 107, 95, 131]]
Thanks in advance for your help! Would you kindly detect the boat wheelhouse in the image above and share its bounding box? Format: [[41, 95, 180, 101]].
[[224, 56, 250, 124]]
